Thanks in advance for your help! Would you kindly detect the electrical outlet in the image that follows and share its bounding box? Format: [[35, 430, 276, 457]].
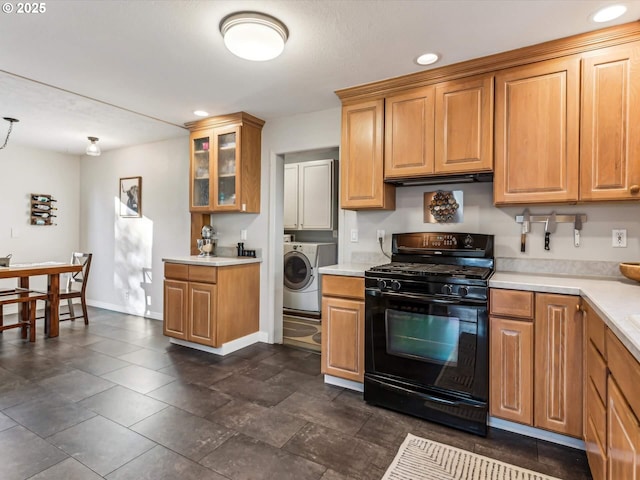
[[240, 229, 247, 241], [612, 229, 627, 248], [350, 229, 359, 242], [124, 290, 130, 301], [376, 230, 385, 241]]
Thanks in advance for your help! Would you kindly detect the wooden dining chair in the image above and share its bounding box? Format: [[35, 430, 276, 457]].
[[0, 288, 48, 342], [60, 252, 92, 324]]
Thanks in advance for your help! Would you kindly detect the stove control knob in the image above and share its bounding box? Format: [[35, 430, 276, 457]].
[[390, 280, 401, 292], [377, 279, 388, 290], [441, 284, 453, 295], [459, 286, 469, 297]]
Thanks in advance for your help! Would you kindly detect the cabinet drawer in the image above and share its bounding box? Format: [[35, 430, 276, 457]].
[[490, 289, 534, 319], [322, 275, 364, 300], [607, 329, 640, 420], [586, 376, 607, 448], [165, 262, 189, 281], [585, 381, 607, 480], [587, 339, 607, 404], [586, 303, 607, 358], [188, 265, 217, 284]]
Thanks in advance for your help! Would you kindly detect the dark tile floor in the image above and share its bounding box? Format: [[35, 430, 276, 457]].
[[0, 307, 592, 479]]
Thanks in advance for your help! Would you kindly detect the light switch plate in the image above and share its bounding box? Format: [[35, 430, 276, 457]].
[[350, 229, 358, 242]]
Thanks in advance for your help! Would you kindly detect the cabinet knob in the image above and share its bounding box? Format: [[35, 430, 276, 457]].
[[630, 185, 640, 195], [576, 304, 584, 313]]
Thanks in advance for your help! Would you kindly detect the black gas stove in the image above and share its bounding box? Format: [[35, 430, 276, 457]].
[[365, 232, 494, 299], [364, 232, 494, 436]]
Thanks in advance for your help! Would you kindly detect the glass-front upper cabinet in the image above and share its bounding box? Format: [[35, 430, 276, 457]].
[[213, 126, 240, 211], [186, 112, 264, 214], [191, 132, 211, 211]]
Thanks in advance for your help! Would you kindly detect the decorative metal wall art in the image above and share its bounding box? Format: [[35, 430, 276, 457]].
[[424, 190, 463, 224]]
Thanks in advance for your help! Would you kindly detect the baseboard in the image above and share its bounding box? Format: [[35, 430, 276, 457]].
[[488, 417, 586, 450], [324, 374, 364, 392], [170, 331, 269, 356], [86, 299, 162, 321]]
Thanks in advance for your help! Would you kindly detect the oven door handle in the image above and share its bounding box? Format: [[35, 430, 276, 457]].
[[366, 288, 481, 306]]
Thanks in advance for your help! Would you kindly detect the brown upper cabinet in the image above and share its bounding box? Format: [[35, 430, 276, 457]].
[[336, 21, 640, 209], [340, 100, 395, 210], [384, 74, 494, 180], [186, 112, 264, 213], [494, 56, 581, 205], [384, 85, 435, 178], [581, 41, 640, 201], [434, 74, 494, 175]]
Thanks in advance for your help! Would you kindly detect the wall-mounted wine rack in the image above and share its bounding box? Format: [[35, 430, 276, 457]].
[[30, 193, 57, 226]]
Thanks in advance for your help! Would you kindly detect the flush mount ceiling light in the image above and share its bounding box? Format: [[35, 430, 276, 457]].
[[416, 53, 440, 66], [592, 4, 627, 22], [193, 110, 209, 117], [220, 11, 289, 61], [86, 136, 101, 156], [0, 117, 19, 150]]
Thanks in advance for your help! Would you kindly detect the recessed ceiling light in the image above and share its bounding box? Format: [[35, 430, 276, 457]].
[[416, 53, 440, 66], [592, 4, 627, 22], [193, 110, 209, 117], [220, 11, 289, 61]]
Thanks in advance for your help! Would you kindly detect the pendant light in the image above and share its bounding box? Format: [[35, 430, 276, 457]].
[[86, 136, 101, 156], [220, 12, 288, 61], [0, 117, 19, 150]]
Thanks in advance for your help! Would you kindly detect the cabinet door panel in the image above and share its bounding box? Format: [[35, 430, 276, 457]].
[[534, 293, 583, 437], [321, 297, 364, 382], [283, 164, 299, 229], [188, 282, 217, 347], [435, 74, 493, 174], [385, 86, 435, 178], [189, 131, 212, 212], [341, 101, 395, 210], [581, 42, 640, 201], [489, 317, 533, 424], [608, 377, 640, 479], [299, 160, 333, 230], [212, 126, 241, 212], [494, 56, 580, 204], [163, 280, 188, 340]]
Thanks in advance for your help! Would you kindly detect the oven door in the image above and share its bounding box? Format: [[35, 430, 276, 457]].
[[365, 288, 488, 401]]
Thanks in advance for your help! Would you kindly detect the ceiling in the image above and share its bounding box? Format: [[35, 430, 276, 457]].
[[1, 0, 639, 155]]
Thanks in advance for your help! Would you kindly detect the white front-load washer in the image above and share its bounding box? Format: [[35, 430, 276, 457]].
[[283, 242, 337, 314]]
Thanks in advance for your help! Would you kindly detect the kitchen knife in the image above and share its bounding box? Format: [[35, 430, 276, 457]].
[[544, 212, 557, 251], [520, 208, 530, 253], [574, 215, 582, 247]]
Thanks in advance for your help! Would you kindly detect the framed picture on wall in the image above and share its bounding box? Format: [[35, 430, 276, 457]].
[[119, 176, 142, 218]]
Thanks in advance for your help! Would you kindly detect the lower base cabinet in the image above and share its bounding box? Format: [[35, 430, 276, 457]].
[[490, 289, 582, 438], [607, 377, 640, 479], [321, 275, 365, 382], [163, 262, 259, 348]]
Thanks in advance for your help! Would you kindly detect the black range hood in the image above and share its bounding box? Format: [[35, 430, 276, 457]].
[[385, 172, 493, 187]]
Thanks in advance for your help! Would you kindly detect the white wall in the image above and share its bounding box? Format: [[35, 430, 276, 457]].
[[213, 107, 341, 343], [0, 143, 80, 296], [80, 135, 189, 319], [342, 182, 640, 268]]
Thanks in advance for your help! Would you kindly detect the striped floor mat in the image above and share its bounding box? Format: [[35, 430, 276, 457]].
[[382, 434, 562, 480]]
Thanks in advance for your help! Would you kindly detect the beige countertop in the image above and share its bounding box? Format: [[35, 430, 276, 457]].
[[491, 272, 640, 363], [163, 256, 262, 267], [318, 263, 380, 277]]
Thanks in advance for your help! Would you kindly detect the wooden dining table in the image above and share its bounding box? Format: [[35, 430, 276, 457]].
[[0, 262, 83, 338]]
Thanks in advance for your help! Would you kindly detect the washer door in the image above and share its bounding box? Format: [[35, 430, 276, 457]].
[[284, 251, 313, 290]]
